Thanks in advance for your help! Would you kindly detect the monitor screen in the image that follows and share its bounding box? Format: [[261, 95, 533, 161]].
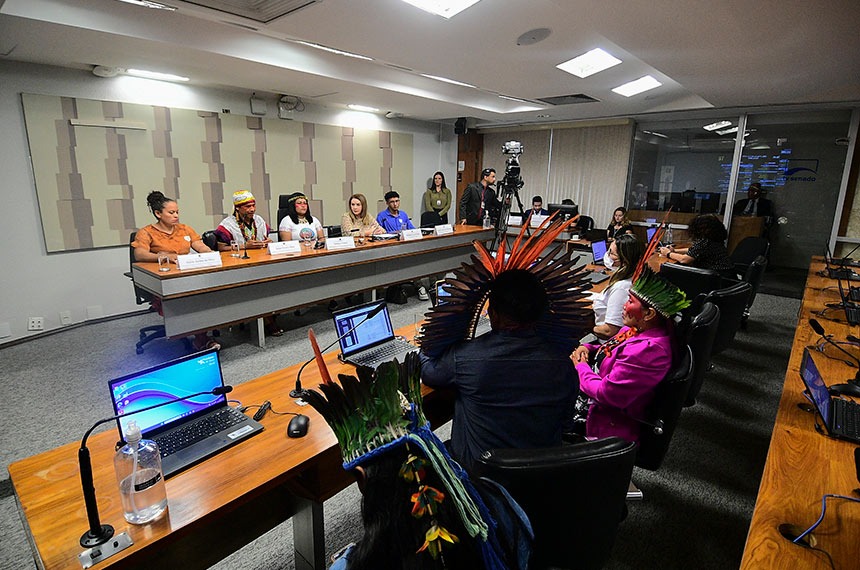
[[646, 227, 657, 242], [547, 203, 579, 221]]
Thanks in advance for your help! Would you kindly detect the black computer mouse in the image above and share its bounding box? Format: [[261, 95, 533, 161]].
[[287, 414, 310, 438]]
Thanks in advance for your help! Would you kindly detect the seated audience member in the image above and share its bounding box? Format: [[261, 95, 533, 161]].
[[606, 207, 634, 242], [132, 190, 219, 351], [525, 195, 549, 218], [592, 234, 645, 341], [571, 266, 690, 443], [422, 171, 453, 224], [658, 214, 736, 278], [341, 193, 383, 238], [420, 269, 578, 471], [214, 190, 272, 250], [304, 356, 532, 570], [376, 190, 415, 232], [278, 193, 324, 242]]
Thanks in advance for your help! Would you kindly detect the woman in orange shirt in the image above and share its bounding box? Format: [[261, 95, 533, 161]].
[[132, 191, 219, 351]]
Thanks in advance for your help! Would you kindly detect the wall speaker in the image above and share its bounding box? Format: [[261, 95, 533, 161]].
[[454, 117, 467, 135]]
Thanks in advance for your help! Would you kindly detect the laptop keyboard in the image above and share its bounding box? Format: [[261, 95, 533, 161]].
[[352, 340, 415, 367], [832, 399, 860, 436], [154, 407, 247, 457]]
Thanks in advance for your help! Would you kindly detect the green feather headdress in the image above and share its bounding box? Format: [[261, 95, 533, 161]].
[[630, 210, 690, 318]]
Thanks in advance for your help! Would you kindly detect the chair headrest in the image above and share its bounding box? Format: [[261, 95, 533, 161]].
[[477, 437, 634, 470]]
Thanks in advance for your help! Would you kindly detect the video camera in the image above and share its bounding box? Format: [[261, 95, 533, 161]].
[[500, 140, 524, 193]]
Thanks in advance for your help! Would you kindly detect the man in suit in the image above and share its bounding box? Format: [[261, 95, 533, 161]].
[[733, 183, 773, 218], [459, 168, 500, 225]]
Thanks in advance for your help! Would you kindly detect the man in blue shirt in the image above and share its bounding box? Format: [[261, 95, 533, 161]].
[[376, 191, 415, 232]]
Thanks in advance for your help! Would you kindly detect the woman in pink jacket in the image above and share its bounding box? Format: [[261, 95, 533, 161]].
[[571, 266, 690, 443]]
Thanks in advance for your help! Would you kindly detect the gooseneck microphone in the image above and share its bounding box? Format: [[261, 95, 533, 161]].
[[290, 302, 387, 398], [78, 385, 233, 552], [808, 318, 860, 397]]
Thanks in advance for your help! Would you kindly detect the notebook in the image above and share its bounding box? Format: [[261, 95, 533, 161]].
[[108, 349, 263, 478], [333, 300, 416, 369], [798, 348, 860, 443], [591, 240, 608, 266]]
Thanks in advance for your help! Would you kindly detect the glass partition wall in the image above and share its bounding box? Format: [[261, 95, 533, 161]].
[[626, 109, 854, 269]]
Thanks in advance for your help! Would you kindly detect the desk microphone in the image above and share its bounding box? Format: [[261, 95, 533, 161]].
[[241, 240, 250, 259], [78, 385, 233, 556], [290, 302, 387, 398], [808, 318, 860, 397]]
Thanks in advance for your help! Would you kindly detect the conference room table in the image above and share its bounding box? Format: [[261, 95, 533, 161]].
[[131, 225, 493, 347], [740, 257, 860, 568]]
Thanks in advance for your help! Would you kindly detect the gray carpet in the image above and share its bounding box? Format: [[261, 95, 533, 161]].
[[0, 292, 799, 570]]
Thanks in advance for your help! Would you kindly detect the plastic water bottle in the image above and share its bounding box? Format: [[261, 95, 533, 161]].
[[114, 420, 168, 524], [665, 225, 674, 245], [482, 211, 491, 229]]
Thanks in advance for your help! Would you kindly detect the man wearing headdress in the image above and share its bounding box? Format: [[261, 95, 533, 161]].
[[214, 190, 272, 250]]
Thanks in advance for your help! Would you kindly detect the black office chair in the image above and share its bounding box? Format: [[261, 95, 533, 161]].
[[701, 281, 752, 356], [730, 236, 770, 275], [474, 437, 637, 570], [680, 302, 720, 406], [126, 232, 191, 354], [201, 230, 217, 251], [276, 194, 292, 227], [739, 254, 767, 328], [325, 225, 342, 238], [576, 215, 595, 233], [660, 263, 722, 304], [420, 211, 443, 227]]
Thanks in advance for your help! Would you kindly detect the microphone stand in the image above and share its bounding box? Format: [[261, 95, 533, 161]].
[[241, 240, 250, 259], [291, 302, 387, 398], [78, 385, 233, 556], [808, 318, 860, 397]]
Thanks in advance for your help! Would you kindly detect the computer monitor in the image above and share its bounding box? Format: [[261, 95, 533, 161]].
[[547, 203, 579, 221]]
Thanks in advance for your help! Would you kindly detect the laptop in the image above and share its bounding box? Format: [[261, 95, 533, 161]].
[[834, 269, 860, 325], [108, 349, 264, 478], [591, 240, 608, 266], [646, 226, 657, 242], [823, 242, 860, 281], [798, 347, 860, 443], [333, 300, 417, 369]]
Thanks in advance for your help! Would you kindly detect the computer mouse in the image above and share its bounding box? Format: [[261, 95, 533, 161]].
[[287, 414, 310, 438]]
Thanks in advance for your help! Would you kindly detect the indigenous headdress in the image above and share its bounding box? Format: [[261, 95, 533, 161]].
[[232, 189, 255, 206], [417, 215, 595, 356], [629, 211, 691, 318], [302, 352, 519, 568]]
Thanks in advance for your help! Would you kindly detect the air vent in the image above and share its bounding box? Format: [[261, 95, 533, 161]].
[[537, 93, 600, 106], [182, 0, 321, 23]]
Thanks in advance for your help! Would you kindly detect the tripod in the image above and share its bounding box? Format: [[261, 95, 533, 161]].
[[490, 157, 528, 252]]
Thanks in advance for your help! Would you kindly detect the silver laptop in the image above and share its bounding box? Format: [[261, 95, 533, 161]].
[[333, 301, 416, 369], [108, 349, 263, 478]]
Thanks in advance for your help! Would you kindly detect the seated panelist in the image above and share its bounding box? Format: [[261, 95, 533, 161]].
[[376, 190, 415, 232], [214, 190, 272, 250], [278, 192, 324, 242], [341, 193, 383, 237]]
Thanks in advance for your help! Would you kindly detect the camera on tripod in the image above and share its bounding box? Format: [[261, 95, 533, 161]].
[[500, 141, 524, 192]]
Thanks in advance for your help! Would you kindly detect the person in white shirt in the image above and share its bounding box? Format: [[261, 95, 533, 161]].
[[278, 192, 324, 242], [592, 234, 646, 341]]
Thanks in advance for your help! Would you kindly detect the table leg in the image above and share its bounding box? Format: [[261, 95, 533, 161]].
[[293, 498, 325, 570], [251, 317, 266, 348]]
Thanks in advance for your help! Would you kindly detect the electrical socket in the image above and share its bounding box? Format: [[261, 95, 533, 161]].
[[28, 317, 44, 331], [60, 310, 72, 325]]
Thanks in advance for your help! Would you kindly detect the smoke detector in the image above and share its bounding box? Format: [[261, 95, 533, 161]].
[[92, 65, 120, 78]]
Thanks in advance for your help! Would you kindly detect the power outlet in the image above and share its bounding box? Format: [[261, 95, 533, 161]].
[[27, 317, 44, 331], [60, 310, 72, 325]]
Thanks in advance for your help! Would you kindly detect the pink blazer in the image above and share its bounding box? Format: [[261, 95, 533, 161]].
[[575, 326, 674, 443]]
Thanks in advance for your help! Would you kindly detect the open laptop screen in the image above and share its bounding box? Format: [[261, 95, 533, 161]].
[[333, 301, 395, 357], [591, 240, 607, 264], [109, 349, 226, 440], [799, 348, 831, 426], [435, 280, 452, 306], [646, 227, 657, 242]]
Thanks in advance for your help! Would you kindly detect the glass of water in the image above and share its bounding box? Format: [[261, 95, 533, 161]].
[[157, 252, 170, 272], [230, 240, 240, 257]]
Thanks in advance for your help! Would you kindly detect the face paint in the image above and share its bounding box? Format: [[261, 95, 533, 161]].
[[622, 293, 645, 326]]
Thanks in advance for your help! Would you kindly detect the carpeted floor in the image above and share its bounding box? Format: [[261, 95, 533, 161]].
[[0, 288, 801, 569]]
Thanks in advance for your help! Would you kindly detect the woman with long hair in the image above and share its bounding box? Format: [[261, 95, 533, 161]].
[[278, 192, 324, 242], [422, 171, 453, 224], [606, 207, 634, 242], [658, 214, 735, 278], [341, 193, 383, 237], [591, 234, 646, 340]]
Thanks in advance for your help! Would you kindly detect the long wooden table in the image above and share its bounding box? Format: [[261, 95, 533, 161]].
[[9, 328, 455, 570], [132, 226, 493, 344], [741, 257, 860, 568]]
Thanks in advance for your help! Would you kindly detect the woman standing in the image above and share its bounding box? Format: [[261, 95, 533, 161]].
[[132, 190, 219, 351], [278, 193, 324, 242], [591, 234, 645, 341], [606, 207, 634, 241], [422, 171, 452, 224], [340, 193, 383, 237]]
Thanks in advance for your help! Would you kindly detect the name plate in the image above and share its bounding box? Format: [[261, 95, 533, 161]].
[[401, 228, 423, 241], [268, 241, 302, 256], [176, 251, 222, 270], [530, 214, 548, 228], [434, 224, 454, 236], [326, 236, 356, 251], [507, 214, 522, 227]]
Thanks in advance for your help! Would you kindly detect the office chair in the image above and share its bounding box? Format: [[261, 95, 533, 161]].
[[474, 437, 637, 570], [739, 255, 767, 328], [729, 236, 770, 275], [702, 281, 752, 356], [575, 215, 595, 233], [126, 232, 191, 354], [201, 230, 217, 251], [420, 211, 443, 227], [680, 302, 720, 406], [276, 194, 292, 227], [660, 263, 722, 304]]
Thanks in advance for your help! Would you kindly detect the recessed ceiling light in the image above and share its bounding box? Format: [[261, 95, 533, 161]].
[[347, 104, 380, 112], [400, 0, 481, 18], [125, 68, 189, 82], [420, 74, 476, 88], [703, 120, 733, 131], [611, 75, 661, 97], [116, 0, 176, 10], [556, 48, 622, 79], [716, 126, 739, 135], [295, 41, 373, 61]]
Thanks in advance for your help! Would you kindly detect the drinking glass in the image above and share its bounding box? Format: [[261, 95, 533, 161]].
[[230, 240, 240, 258], [157, 252, 170, 272]]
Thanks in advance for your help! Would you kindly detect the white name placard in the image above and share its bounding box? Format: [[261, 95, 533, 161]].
[[176, 251, 223, 270], [400, 228, 423, 241], [434, 224, 454, 236], [326, 236, 356, 251], [530, 214, 548, 228], [507, 214, 523, 227], [268, 241, 302, 256]]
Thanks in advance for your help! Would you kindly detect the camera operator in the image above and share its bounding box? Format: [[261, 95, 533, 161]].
[[459, 167, 500, 226]]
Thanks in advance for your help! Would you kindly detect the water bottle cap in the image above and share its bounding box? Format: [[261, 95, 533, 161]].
[[124, 420, 142, 444]]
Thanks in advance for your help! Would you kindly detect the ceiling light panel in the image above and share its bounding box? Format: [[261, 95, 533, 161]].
[[703, 120, 733, 131], [420, 74, 476, 88], [612, 75, 661, 97], [556, 48, 622, 79], [347, 104, 379, 112], [125, 68, 189, 81], [400, 0, 481, 19]]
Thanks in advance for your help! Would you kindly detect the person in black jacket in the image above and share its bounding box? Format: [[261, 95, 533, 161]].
[[459, 168, 499, 225], [733, 183, 773, 218]]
